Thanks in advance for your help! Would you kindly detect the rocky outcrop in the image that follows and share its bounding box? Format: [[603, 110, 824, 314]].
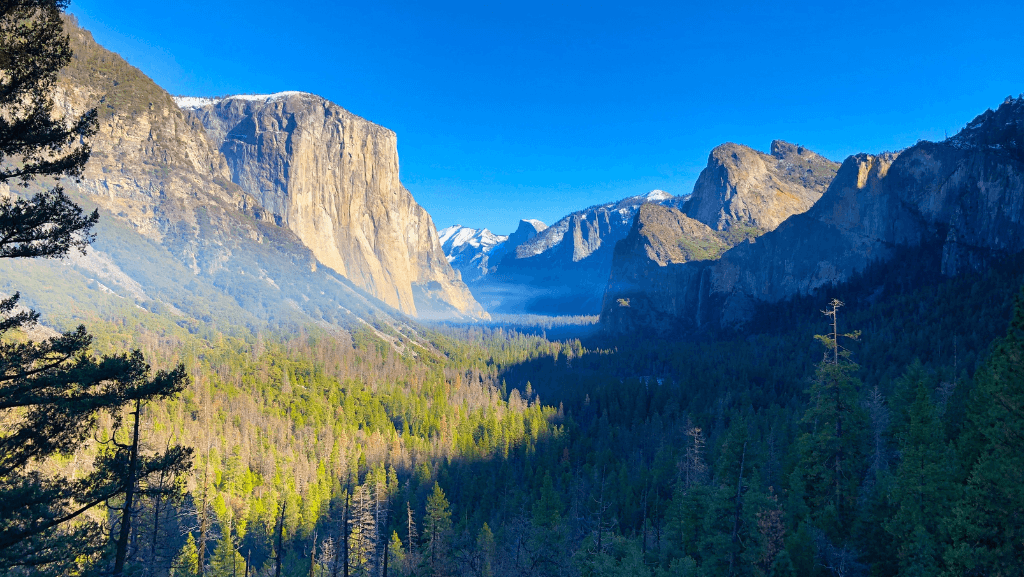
[[180, 93, 483, 318], [613, 204, 727, 268], [602, 142, 840, 333], [600, 205, 720, 332], [44, 16, 482, 330], [487, 219, 546, 264], [476, 191, 673, 315], [603, 97, 1024, 335], [684, 140, 838, 231]]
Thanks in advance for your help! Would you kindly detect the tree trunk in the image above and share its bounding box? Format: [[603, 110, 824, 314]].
[[343, 494, 349, 577], [727, 441, 747, 577], [275, 501, 286, 577], [113, 399, 143, 576], [308, 530, 316, 577]]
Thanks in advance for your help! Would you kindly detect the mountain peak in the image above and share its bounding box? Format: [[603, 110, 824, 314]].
[[945, 95, 1024, 156], [687, 140, 838, 231], [517, 219, 547, 235], [643, 189, 672, 202]]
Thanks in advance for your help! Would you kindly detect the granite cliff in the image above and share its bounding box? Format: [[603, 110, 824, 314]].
[[487, 219, 547, 265], [685, 140, 838, 231], [4, 15, 483, 336], [602, 141, 840, 333], [7, 16, 484, 334], [181, 94, 482, 318], [602, 97, 1024, 335]]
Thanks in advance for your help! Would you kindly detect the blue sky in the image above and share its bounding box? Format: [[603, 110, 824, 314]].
[[70, 0, 1023, 235]]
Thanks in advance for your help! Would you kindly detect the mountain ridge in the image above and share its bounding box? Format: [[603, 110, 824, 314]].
[[601, 96, 1024, 335]]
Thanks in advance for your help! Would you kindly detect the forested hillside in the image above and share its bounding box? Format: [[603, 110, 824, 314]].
[[3, 2, 1024, 577], [14, 245, 1019, 576]]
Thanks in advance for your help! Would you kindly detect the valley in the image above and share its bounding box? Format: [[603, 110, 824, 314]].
[[2, 5, 1023, 577]]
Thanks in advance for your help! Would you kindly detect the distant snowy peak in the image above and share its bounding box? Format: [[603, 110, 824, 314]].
[[439, 225, 512, 283], [173, 91, 311, 110], [522, 218, 547, 231], [172, 96, 220, 109], [439, 225, 506, 255], [438, 224, 465, 246], [613, 189, 675, 208], [643, 190, 672, 202]]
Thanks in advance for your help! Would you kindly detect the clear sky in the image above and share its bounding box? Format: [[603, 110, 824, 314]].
[[69, 0, 1023, 235]]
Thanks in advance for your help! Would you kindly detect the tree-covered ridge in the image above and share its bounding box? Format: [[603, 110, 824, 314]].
[[22, 244, 1016, 576], [4, 3, 1024, 575]]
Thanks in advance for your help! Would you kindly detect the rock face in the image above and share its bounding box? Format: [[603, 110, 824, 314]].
[[40, 16, 484, 331], [685, 140, 838, 231], [487, 219, 547, 264], [603, 97, 1024, 335], [474, 191, 674, 315], [179, 93, 483, 318], [602, 142, 840, 333]]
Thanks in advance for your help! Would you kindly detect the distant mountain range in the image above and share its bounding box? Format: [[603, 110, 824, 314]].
[[6, 17, 1022, 342], [438, 98, 1024, 336], [443, 140, 840, 317], [602, 97, 1024, 335], [442, 191, 678, 315]]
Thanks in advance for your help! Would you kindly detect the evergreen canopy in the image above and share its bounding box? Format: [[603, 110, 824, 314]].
[[0, 1, 192, 574]]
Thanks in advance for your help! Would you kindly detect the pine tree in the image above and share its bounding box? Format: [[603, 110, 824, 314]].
[[171, 533, 201, 577], [404, 501, 418, 575], [209, 526, 246, 577], [349, 484, 376, 576], [791, 300, 865, 561], [0, 3, 192, 573], [387, 532, 405, 576], [475, 523, 494, 577], [422, 482, 451, 576], [884, 382, 956, 576], [532, 472, 562, 529], [945, 290, 1024, 575]]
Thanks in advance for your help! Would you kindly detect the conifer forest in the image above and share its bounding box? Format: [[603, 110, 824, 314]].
[[2, 1, 1023, 576]]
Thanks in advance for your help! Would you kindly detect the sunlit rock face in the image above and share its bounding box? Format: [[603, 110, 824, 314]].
[[601, 141, 840, 334], [602, 97, 1024, 335], [180, 92, 485, 319], [687, 140, 838, 231], [50, 16, 483, 327]]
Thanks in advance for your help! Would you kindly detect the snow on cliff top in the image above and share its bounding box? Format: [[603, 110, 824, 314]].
[[173, 91, 310, 109]]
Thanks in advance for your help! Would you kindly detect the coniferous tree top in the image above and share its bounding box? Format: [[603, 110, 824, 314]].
[[0, 2, 192, 574], [0, 0, 96, 185], [0, 0, 98, 260]]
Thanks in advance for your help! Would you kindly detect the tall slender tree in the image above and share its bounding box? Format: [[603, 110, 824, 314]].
[[423, 483, 451, 576], [884, 382, 956, 576], [0, 1, 192, 573], [791, 300, 866, 563]]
